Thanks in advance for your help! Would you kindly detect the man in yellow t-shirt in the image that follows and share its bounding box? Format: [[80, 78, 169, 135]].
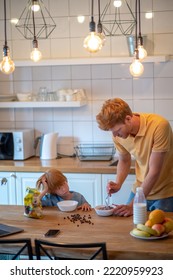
[[96, 98, 173, 216]]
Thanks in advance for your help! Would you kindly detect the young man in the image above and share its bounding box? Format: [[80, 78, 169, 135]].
[[96, 98, 173, 216]]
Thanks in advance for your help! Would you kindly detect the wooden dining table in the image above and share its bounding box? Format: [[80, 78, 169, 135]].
[[0, 205, 173, 260]]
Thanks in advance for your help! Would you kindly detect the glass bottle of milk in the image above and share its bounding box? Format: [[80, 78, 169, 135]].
[[133, 187, 147, 225]]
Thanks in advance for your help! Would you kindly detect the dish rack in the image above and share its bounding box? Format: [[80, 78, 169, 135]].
[[74, 144, 115, 161]]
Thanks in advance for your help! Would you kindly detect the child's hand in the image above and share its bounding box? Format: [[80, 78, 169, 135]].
[[78, 203, 92, 211]]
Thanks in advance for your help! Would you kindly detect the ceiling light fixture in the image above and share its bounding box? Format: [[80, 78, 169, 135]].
[[137, 0, 147, 60], [113, 0, 122, 8], [0, 0, 15, 75], [30, 7, 42, 62], [145, 12, 153, 19], [129, 0, 144, 77], [101, 0, 136, 36], [83, 0, 102, 53], [31, 0, 40, 12], [15, 0, 56, 40], [77, 15, 85, 23], [97, 0, 106, 46]]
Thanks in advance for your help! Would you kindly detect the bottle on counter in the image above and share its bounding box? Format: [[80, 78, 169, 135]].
[[133, 186, 147, 225]]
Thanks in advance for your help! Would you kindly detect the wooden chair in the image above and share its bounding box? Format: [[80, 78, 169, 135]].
[[0, 238, 33, 260], [35, 239, 108, 260]]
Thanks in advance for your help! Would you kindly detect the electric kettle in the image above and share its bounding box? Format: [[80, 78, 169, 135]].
[[35, 132, 58, 160]]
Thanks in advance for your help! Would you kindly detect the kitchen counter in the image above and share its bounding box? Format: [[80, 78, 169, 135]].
[[0, 156, 135, 174]]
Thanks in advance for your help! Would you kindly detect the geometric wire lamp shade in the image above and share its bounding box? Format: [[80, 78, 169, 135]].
[[15, 0, 56, 39], [101, 0, 136, 36]]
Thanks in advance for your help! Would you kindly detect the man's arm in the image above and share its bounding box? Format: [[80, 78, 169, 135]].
[[140, 151, 166, 197], [114, 151, 166, 217], [107, 152, 131, 195]]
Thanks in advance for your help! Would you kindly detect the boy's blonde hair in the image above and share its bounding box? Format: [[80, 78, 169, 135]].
[[36, 168, 67, 193], [96, 98, 133, 131]]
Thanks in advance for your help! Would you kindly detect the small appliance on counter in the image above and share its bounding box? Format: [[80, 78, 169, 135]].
[[0, 129, 35, 160], [74, 143, 115, 161], [35, 132, 58, 160]]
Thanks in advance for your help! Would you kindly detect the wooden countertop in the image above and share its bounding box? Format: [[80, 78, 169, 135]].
[[0, 156, 135, 174], [0, 205, 173, 260]]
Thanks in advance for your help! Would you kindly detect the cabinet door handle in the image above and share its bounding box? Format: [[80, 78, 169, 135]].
[[1, 177, 8, 185], [10, 173, 16, 179]]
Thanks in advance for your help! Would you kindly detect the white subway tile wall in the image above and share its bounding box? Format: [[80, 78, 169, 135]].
[[0, 0, 173, 155]]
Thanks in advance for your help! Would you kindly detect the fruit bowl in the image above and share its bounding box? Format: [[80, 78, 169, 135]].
[[94, 205, 115, 216], [57, 200, 78, 212]]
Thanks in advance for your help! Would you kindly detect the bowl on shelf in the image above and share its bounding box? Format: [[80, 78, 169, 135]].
[[57, 200, 78, 212], [17, 92, 32, 101], [94, 205, 115, 217]]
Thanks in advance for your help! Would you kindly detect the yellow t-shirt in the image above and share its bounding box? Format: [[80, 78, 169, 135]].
[[113, 113, 173, 200]]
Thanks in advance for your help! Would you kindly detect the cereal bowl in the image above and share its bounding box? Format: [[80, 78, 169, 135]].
[[57, 200, 78, 212], [94, 205, 115, 217]]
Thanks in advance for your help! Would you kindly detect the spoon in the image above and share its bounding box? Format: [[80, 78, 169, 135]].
[[105, 194, 110, 209]]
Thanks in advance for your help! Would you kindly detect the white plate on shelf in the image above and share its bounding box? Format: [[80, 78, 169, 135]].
[[130, 231, 169, 240], [0, 95, 16, 102]]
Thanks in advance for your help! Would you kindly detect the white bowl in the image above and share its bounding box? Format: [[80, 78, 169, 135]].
[[17, 93, 32, 101], [94, 205, 115, 217], [57, 200, 78, 212]]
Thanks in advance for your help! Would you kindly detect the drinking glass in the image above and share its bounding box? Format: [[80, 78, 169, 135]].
[[38, 87, 48, 101]]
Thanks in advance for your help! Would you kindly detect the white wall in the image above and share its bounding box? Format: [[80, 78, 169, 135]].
[[0, 0, 173, 155]]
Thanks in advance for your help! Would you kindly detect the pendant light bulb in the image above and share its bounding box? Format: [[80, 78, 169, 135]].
[[97, 22, 106, 47], [30, 39, 42, 62], [98, 32, 106, 46], [31, 1, 40, 12], [0, 46, 15, 75], [83, 32, 103, 53], [138, 45, 147, 60], [129, 58, 144, 77], [113, 0, 122, 8]]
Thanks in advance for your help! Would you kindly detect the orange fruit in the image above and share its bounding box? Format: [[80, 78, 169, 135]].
[[149, 209, 165, 224], [145, 219, 153, 227]]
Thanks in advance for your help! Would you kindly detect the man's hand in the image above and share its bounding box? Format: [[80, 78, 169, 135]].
[[113, 204, 133, 217], [107, 181, 121, 195]]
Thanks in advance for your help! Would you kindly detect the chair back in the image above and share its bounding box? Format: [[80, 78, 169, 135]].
[[0, 238, 33, 260], [35, 239, 108, 260]]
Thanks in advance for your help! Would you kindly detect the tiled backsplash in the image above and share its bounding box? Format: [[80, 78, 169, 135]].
[[0, 0, 173, 155]]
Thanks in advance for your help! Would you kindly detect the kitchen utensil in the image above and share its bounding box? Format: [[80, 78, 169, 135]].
[[105, 194, 110, 209]]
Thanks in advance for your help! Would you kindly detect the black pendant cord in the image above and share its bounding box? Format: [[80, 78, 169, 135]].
[[97, 0, 103, 33], [138, 0, 141, 37], [90, 0, 95, 32], [32, 1, 36, 41], [98, 0, 101, 24], [4, 0, 7, 47], [91, 0, 94, 22], [134, 0, 141, 59], [135, 0, 138, 50]]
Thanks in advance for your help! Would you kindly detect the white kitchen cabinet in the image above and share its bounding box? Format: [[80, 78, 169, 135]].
[[0, 172, 16, 205], [15, 172, 43, 205], [101, 174, 135, 205], [15, 172, 102, 207], [65, 173, 102, 207], [0, 171, 134, 207]]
